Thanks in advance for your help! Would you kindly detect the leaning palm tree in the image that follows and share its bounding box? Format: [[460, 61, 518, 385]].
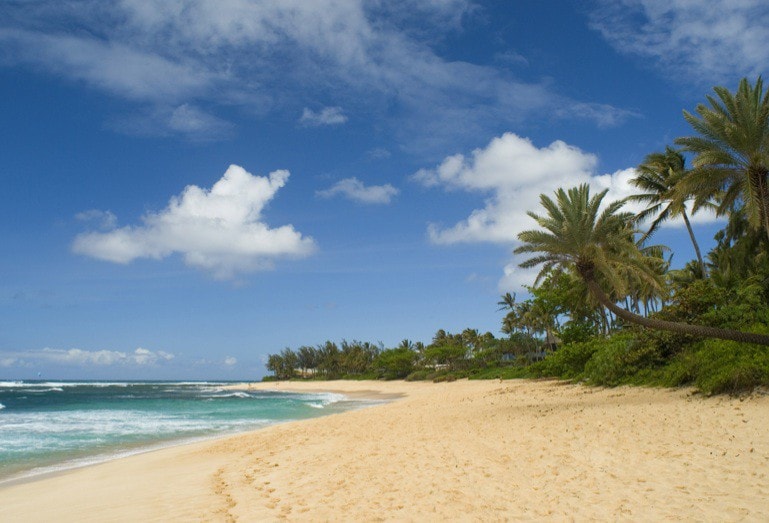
[[675, 77, 769, 242], [515, 184, 769, 346], [629, 146, 707, 276]]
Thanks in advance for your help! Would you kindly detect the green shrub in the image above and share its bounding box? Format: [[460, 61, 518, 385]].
[[405, 369, 431, 381], [467, 365, 532, 380], [341, 372, 378, 381], [559, 319, 599, 345], [530, 339, 601, 379], [676, 334, 769, 395], [582, 334, 663, 386], [647, 323, 769, 394]]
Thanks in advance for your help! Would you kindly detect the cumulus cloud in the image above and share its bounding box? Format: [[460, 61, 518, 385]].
[[317, 177, 399, 204], [414, 133, 598, 244], [224, 356, 237, 366], [300, 107, 348, 126], [0, 1, 634, 145], [0, 347, 175, 368], [589, 0, 769, 85], [72, 164, 316, 278], [415, 132, 720, 290]]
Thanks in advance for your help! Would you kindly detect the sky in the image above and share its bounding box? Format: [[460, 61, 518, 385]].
[[1, 0, 768, 380]]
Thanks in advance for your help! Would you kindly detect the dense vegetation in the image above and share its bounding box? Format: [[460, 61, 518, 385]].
[[265, 78, 769, 395]]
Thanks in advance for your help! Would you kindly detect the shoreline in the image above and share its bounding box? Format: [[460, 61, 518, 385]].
[[227, 379, 409, 400], [0, 384, 388, 488], [1, 379, 768, 520]]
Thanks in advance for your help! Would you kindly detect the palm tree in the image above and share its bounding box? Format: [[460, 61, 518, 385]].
[[397, 339, 415, 351], [629, 146, 707, 275], [497, 292, 516, 312], [515, 184, 769, 346], [675, 77, 769, 242]]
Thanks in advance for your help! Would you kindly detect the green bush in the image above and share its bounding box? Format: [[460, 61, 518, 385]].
[[530, 339, 601, 379], [467, 365, 532, 380], [340, 372, 379, 381], [665, 331, 769, 394], [582, 334, 663, 386], [559, 319, 598, 345], [433, 371, 467, 382], [405, 369, 432, 381]]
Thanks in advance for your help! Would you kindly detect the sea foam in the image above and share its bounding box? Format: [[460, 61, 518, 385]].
[[0, 382, 373, 484]]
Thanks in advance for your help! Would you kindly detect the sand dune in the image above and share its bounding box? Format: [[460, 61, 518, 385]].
[[1, 379, 768, 521]]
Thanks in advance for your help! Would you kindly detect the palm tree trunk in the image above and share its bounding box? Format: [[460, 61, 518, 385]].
[[584, 278, 769, 346], [761, 175, 769, 244], [681, 210, 706, 276], [748, 167, 769, 243], [598, 306, 609, 335]]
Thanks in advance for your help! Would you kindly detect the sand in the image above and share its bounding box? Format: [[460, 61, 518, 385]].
[[1, 379, 768, 522]]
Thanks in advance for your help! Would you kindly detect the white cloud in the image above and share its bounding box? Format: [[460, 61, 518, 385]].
[[224, 356, 237, 366], [8, 347, 176, 367], [73, 164, 316, 278], [0, 28, 213, 103], [589, 0, 769, 84], [417, 132, 721, 290], [300, 107, 348, 126], [414, 133, 598, 244], [109, 104, 234, 140], [0, 1, 634, 146], [167, 104, 234, 137], [366, 147, 392, 160], [317, 177, 399, 205], [499, 263, 542, 293]]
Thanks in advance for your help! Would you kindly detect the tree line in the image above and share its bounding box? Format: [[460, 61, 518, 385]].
[[265, 78, 769, 394], [265, 329, 543, 381]]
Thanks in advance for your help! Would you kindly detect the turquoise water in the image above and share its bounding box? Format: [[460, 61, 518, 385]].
[[0, 381, 368, 483]]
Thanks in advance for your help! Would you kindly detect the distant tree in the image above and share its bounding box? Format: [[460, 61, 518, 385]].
[[497, 292, 516, 312], [398, 339, 415, 350], [423, 343, 467, 371], [374, 347, 416, 379], [340, 340, 375, 375], [266, 349, 297, 380], [266, 353, 284, 379], [296, 346, 318, 377], [317, 341, 340, 378], [629, 146, 707, 275], [280, 347, 298, 378]]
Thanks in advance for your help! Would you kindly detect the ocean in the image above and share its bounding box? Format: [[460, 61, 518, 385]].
[[0, 380, 371, 484]]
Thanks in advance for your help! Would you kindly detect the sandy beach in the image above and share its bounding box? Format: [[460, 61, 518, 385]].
[[1, 379, 768, 521]]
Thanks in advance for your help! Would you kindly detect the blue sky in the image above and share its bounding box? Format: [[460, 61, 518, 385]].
[[1, 0, 767, 380]]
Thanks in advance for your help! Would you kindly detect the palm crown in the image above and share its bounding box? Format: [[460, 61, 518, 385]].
[[629, 146, 707, 274], [675, 77, 769, 240], [515, 184, 662, 298]]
